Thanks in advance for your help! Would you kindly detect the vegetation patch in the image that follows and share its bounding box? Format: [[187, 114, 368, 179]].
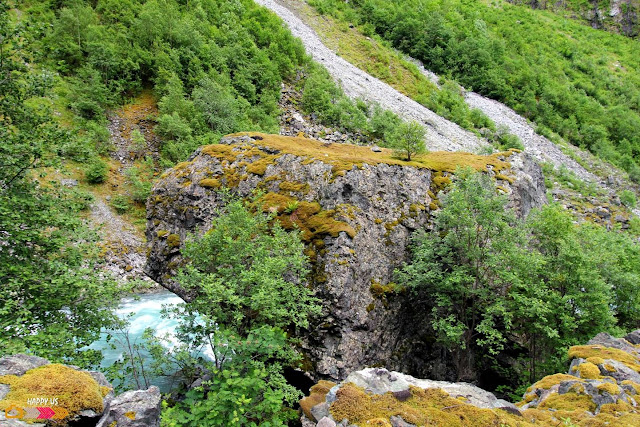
[[569, 345, 640, 373], [299, 380, 336, 420], [257, 192, 356, 241], [211, 133, 512, 175], [199, 178, 221, 189], [329, 383, 530, 426], [0, 364, 108, 424], [527, 373, 580, 392]]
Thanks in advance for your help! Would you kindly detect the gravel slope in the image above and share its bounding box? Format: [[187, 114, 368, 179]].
[[255, 0, 485, 152], [463, 92, 600, 184], [260, 0, 623, 191]]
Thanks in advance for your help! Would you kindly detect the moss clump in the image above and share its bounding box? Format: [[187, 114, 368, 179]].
[[495, 173, 515, 183], [0, 364, 108, 424], [279, 181, 310, 193], [257, 193, 356, 241], [215, 133, 511, 175], [597, 382, 620, 395], [329, 383, 531, 427], [432, 174, 452, 190], [538, 392, 596, 413], [199, 178, 221, 188], [167, 234, 181, 248], [528, 373, 580, 391], [586, 356, 606, 365], [246, 156, 278, 176], [370, 280, 401, 299], [156, 230, 169, 238], [299, 380, 336, 421], [576, 361, 601, 379], [569, 345, 640, 372], [366, 303, 375, 312]]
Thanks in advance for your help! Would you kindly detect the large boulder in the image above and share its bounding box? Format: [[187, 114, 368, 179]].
[[300, 367, 522, 426], [300, 331, 640, 426], [145, 133, 546, 381]]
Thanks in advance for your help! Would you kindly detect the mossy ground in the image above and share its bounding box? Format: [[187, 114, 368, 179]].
[[329, 383, 533, 426], [305, 342, 640, 426], [0, 364, 109, 425], [214, 133, 512, 175]]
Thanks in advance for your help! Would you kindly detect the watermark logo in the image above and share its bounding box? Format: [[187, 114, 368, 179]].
[[3, 404, 68, 420]]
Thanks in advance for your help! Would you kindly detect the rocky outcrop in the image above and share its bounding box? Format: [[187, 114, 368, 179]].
[[519, 331, 640, 424], [145, 133, 546, 381], [300, 367, 523, 426], [0, 355, 161, 427], [300, 331, 640, 426], [96, 387, 161, 427]]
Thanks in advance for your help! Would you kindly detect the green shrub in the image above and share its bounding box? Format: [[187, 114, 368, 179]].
[[110, 194, 130, 214], [619, 190, 637, 208], [85, 158, 109, 184]]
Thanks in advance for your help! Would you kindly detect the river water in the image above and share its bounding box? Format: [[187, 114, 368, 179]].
[[88, 291, 185, 392]]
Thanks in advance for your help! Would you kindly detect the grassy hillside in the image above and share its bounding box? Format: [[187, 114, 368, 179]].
[[309, 0, 640, 181], [510, 0, 640, 38]]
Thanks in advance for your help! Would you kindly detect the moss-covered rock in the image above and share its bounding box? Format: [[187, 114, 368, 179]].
[[145, 133, 546, 381]]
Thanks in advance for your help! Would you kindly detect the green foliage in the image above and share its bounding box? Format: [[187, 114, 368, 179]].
[[619, 189, 637, 208], [110, 194, 130, 214], [0, 4, 123, 366], [397, 168, 640, 391], [301, 63, 404, 143], [309, 0, 640, 178], [156, 196, 321, 424], [125, 157, 154, 204], [161, 364, 297, 427], [389, 120, 427, 161], [23, 0, 308, 164], [84, 157, 109, 184], [397, 168, 528, 379]]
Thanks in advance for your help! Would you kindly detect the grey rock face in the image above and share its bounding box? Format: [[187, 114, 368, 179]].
[[96, 386, 162, 427], [316, 417, 337, 427], [145, 134, 546, 381], [624, 330, 640, 345], [340, 368, 520, 412], [0, 354, 49, 376]]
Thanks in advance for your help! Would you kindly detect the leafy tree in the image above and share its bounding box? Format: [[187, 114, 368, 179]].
[[396, 168, 527, 380], [389, 120, 427, 161], [397, 168, 640, 390], [157, 196, 321, 425], [0, 4, 122, 366]]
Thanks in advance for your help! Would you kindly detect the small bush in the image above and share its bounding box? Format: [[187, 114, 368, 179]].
[[85, 158, 109, 184], [619, 190, 637, 208], [110, 194, 130, 214]]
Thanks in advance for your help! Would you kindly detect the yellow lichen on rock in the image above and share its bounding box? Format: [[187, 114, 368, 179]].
[[329, 383, 533, 427], [576, 362, 601, 379], [215, 132, 512, 174], [0, 364, 107, 424], [569, 345, 640, 372], [299, 380, 336, 421]]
